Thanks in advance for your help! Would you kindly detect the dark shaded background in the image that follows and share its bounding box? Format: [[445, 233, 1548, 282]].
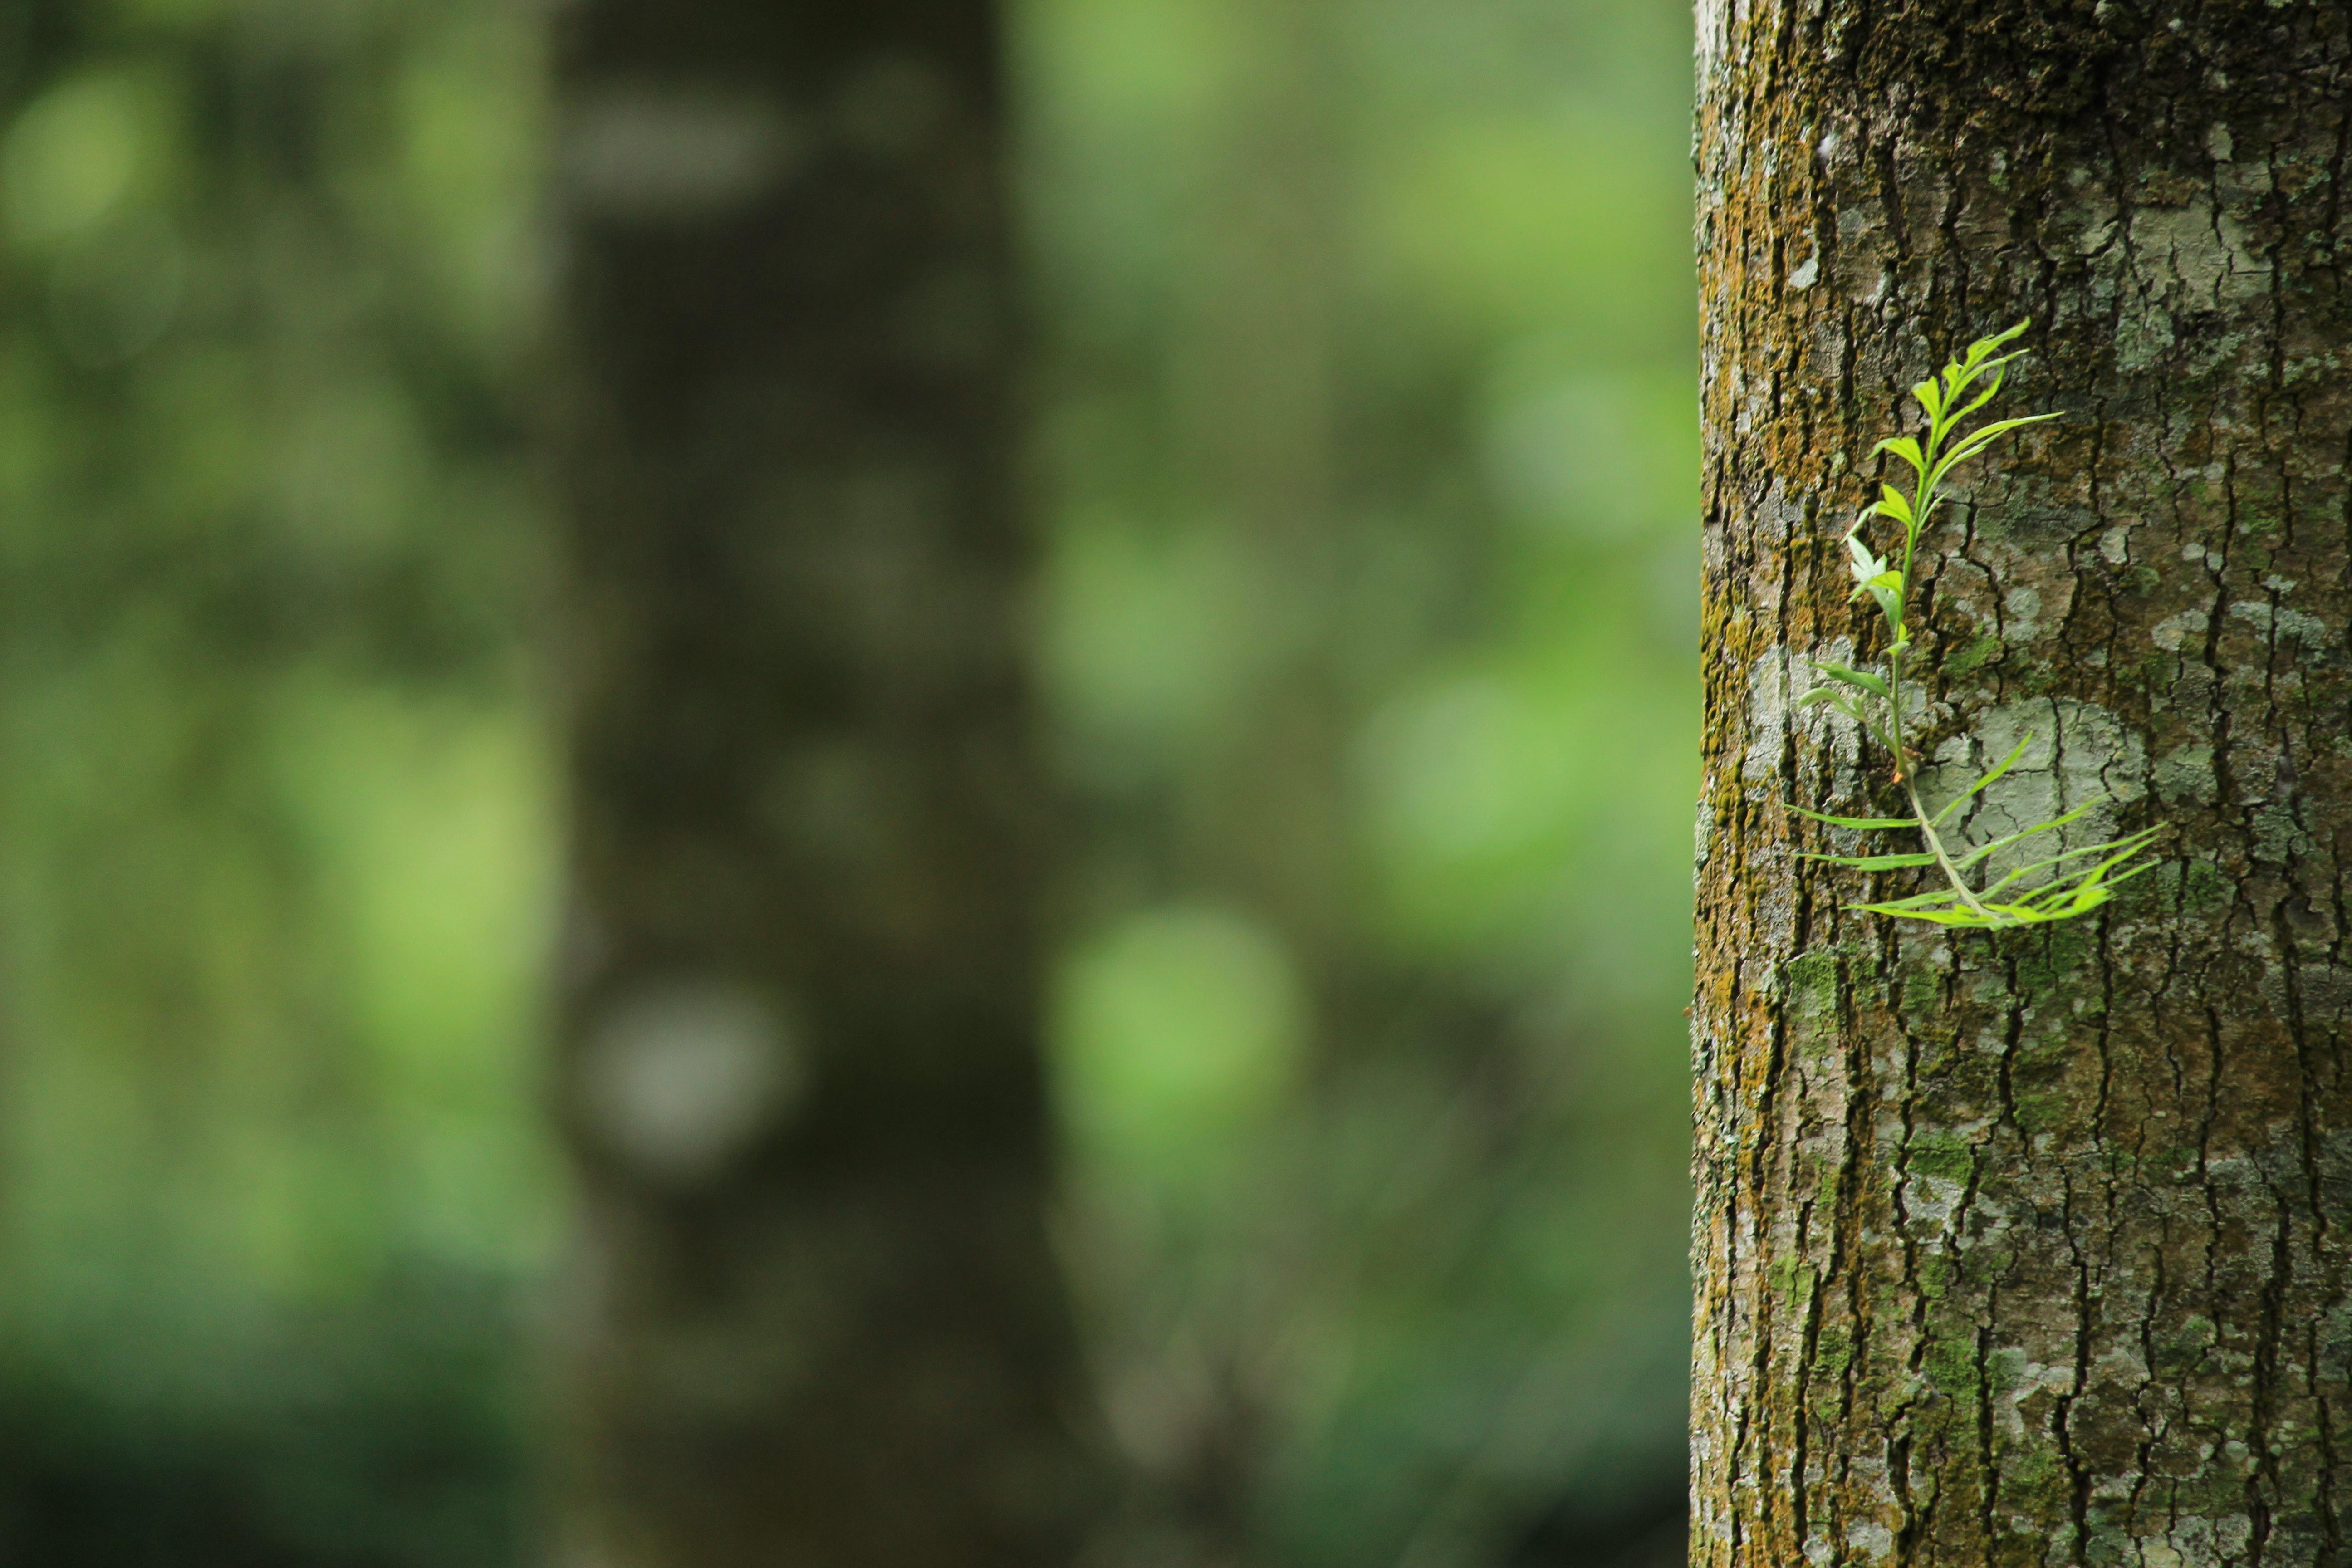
[[0, 0, 1695, 1563]]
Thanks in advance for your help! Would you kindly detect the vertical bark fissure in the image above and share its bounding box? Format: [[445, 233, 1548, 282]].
[[2054, 1162, 2093, 1568]]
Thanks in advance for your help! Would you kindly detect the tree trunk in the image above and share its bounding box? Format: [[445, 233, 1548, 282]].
[[546, 5, 1104, 1565], [1692, 5, 2351, 1566]]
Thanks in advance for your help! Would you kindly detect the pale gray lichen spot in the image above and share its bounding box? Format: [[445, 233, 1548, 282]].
[[2067, 197, 2118, 255], [2129, 204, 2264, 308], [579, 980, 807, 1185], [2098, 526, 2130, 565], [1743, 648, 1790, 784], [2001, 585, 2043, 644], [1787, 641, 1849, 740], [2151, 608, 2211, 652], [1785, 638, 1911, 801], [2001, 1355, 2080, 1445], [2228, 598, 2342, 652], [2211, 212, 2266, 302], [1919, 697, 2147, 882], [2114, 294, 2176, 372], [1843, 1519, 1895, 1563], [2142, 1514, 2252, 1568], [2153, 742, 2217, 804], [1694, 0, 1730, 65], [2250, 801, 2311, 865], [1900, 1171, 1966, 1230], [1786, 251, 1818, 290], [564, 86, 803, 221]]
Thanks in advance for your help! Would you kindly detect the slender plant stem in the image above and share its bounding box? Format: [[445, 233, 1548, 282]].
[[1885, 646, 1907, 779], [1880, 436, 2011, 921], [1882, 617, 2002, 922], [1904, 776, 2001, 922]]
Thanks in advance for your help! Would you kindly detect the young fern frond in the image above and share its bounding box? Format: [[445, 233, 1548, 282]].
[[1792, 320, 2170, 931]]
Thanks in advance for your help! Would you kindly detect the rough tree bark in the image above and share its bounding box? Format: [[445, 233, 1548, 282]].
[[546, 4, 1104, 1565], [1693, 3, 2350, 1566]]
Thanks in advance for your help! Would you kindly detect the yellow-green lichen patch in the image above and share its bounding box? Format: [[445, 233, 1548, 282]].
[[1903, 1128, 1978, 1186], [1946, 632, 2006, 676]]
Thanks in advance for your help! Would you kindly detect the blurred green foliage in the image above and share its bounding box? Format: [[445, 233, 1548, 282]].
[[0, 1, 551, 1560], [1024, 0, 1697, 1563], [0, 0, 1695, 1562]]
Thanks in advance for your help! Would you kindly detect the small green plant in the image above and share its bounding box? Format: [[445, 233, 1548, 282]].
[[1794, 321, 2166, 929]]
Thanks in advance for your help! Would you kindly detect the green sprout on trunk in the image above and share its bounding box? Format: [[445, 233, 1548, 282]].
[[1794, 321, 2167, 929]]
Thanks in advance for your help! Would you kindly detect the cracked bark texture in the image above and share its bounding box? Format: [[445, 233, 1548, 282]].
[[546, 3, 1105, 1565], [1692, 2, 2352, 1566]]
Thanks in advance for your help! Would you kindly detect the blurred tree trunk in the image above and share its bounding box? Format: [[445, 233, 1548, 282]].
[[1693, 4, 2349, 1566], [546, 5, 1104, 1566]]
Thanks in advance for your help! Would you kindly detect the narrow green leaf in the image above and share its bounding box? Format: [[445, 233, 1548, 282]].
[[1844, 529, 1881, 578], [1932, 433, 2042, 489], [1874, 485, 1914, 525], [1846, 544, 1888, 591], [1858, 902, 1998, 926], [1814, 661, 1890, 699], [1796, 689, 1872, 730], [1872, 435, 1925, 476], [1986, 318, 2033, 348], [2095, 857, 2165, 893], [1863, 573, 1904, 628], [1853, 886, 1972, 910], [1947, 349, 2021, 402], [1953, 411, 2059, 446], [1975, 827, 2167, 897], [1963, 319, 2032, 362], [2011, 833, 2166, 907], [1989, 905, 2074, 926], [1925, 412, 2061, 492], [1948, 361, 2016, 425], [1803, 850, 1940, 870], [2015, 883, 2111, 919], [1790, 807, 1916, 830]]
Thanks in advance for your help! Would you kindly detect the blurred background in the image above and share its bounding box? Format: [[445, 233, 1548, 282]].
[[0, 0, 1695, 1564]]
